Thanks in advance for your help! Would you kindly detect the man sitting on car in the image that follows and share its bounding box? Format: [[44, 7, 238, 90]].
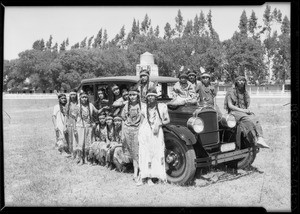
[[169, 70, 197, 106], [187, 70, 200, 91], [224, 75, 270, 149], [196, 72, 222, 117]]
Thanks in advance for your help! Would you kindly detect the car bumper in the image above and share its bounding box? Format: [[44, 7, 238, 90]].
[[194, 147, 259, 167]]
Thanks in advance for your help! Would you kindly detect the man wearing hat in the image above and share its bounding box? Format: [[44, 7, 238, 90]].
[[188, 70, 200, 91], [171, 70, 197, 104], [224, 75, 270, 149], [196, 72, 218, 106], [138, 69, 155, 103], [52, 93, 68, 153]]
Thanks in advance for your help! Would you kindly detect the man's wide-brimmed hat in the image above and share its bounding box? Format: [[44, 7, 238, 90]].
[[98, 114, 106, 119], [129, 84, 140, 95], [146, 86, 158, 97], [79, 91, 88, 97], [188, 70, 197, 77], [178, 71, 189, 79], [113, 116, 122, 121], [235, 76, 246, 82], [58, 93, 66, 99], [106, 115, 113, 120], [139, 69, 150, 77], [201, 72, 211, 78]]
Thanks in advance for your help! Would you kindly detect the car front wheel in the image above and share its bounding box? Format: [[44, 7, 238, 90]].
[[237, 136, 258, 169], [164, 133, 196, 185]]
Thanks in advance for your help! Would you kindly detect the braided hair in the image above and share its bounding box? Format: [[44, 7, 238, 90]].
[[67, 92, 78, 117], [127, 85, 141, 118], [79, 93, 92, 126], [106, 117, 115, 141], [58, 94, 67, 116], [146, 100, 162, 129], [145, 87, 162, 129], [234, 78, 248, 109]]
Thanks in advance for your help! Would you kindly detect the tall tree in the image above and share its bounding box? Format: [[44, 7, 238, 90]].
[[154, 25, 160, 37], [183, 20, 193, 37], [59, 41, 66, 52], [199, 11, 206, 36], [52, 42, 58, 52], [277, 10, 282, 22], [46, 35, 53, 50], [272, 15, 290, 88], [148, 26, 154, 36], [281, 15, 290, 34], [93, 28, 103, 48], [71, 42, 80, 49], [175, 9, 184, 37], [65, 38, 69, 47], [248, 10, 258, 38], [193, 15, 200, 36], [164, 22, 174, 40], [87, 36, 94, 49], [102, 29, 108, 49], [141, 14, 151, 34], [263, 4, 273, 35], [132, 18, 139, 39], [223, 33, 266, 82], [207, 10, 219, 41], [40, 39, 45, 51], [80, 37, 87, 48], [238, 10, 248, 36]]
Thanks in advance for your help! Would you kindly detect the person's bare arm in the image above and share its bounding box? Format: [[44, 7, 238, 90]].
[[227, 98, 251, 114]]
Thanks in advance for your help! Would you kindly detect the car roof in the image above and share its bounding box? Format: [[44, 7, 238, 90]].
[[81, 75, 179, 84]]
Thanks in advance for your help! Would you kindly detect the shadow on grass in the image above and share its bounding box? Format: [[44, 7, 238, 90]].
[[191, 163, 264, 187]]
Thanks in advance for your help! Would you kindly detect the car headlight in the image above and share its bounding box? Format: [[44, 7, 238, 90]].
[[187, 117, 204, 133], [220, 114, 236, 128]]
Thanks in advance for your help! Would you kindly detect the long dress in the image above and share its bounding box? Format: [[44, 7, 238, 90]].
[[113, 126, 133, 171], [138, 103, 169, 181], [53, 104, 67, 150], [93, 125, 107, 164], [224, 87, 263, 142], [65, 102, 79, 154], [121, 103, 141, 163], [75, 102, 97, 159]]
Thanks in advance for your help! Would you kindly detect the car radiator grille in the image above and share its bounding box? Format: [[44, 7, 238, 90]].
[[198, 111, 219, 146]]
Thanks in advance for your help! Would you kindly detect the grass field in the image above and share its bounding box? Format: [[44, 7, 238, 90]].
[[3, 96, 291, 210]]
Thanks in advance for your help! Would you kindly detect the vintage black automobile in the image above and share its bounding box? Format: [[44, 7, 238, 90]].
[[78, 76, 259, 185]]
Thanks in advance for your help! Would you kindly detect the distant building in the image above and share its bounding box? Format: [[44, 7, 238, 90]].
[[136, 52, 159, 76]]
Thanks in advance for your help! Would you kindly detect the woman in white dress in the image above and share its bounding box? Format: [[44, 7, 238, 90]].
[[137, 87, 170, 186]]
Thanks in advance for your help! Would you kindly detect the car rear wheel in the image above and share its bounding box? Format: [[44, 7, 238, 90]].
[[164, 133, 196, 185]]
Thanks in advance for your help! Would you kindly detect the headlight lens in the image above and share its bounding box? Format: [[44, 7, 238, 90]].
[[187, 117, 204, 133], [226, 114, 236, 128], [221, 114, 236, 128]]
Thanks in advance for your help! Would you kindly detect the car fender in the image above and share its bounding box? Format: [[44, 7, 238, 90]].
[[163, 124, 197, 145]]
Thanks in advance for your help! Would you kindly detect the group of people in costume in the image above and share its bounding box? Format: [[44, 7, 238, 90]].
[[52, 68, 269, 186], [52, 69, 170, 186], [171, 68, 269, 149]]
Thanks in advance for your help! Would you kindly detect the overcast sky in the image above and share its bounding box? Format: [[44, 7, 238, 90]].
[[4, 3, 290, 61]]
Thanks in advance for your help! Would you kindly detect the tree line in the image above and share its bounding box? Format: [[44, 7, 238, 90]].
[[3, 5, 290, 92]]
